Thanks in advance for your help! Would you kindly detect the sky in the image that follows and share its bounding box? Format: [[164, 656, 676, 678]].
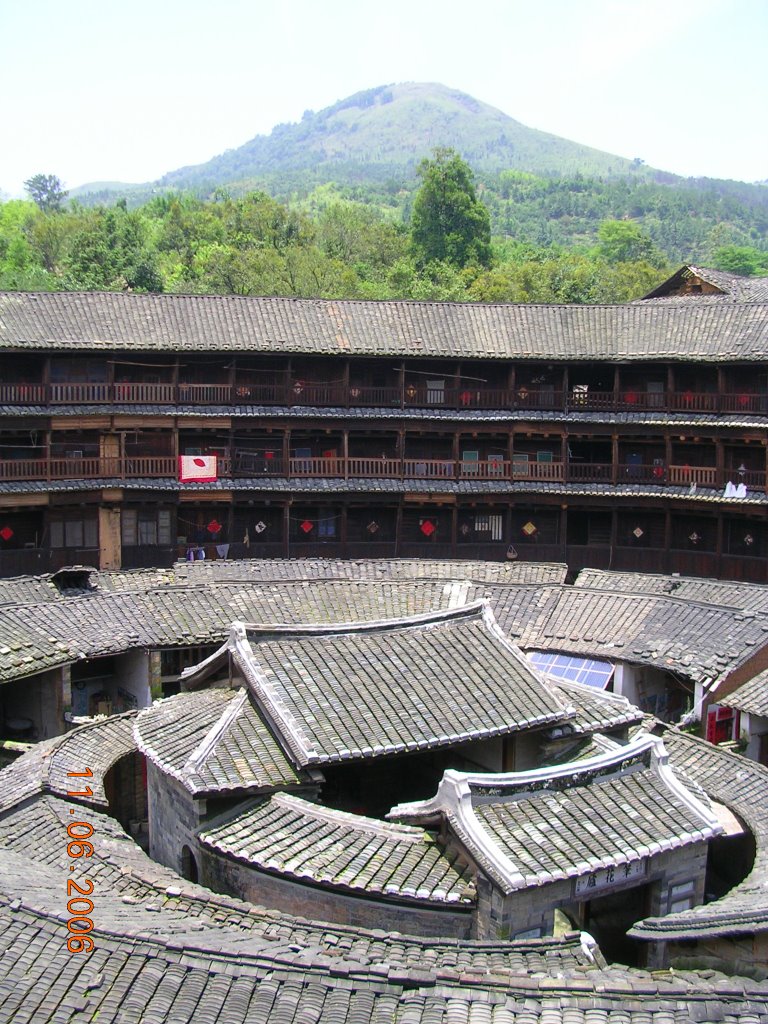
[[1, 0, 766, 199]]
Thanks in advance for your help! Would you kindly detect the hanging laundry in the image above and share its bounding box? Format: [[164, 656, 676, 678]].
[[215, 543, 230, 559]]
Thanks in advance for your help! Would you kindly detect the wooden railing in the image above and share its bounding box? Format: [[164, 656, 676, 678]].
[[668, 465, 719, 487], [2, 379, 765, 414], [0, 454, 764, 492]]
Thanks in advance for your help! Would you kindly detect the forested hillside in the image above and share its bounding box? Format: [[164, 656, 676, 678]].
[[69, 82, 768, 268], [4, 86, 767, 306], [3, 153, 768, 304]]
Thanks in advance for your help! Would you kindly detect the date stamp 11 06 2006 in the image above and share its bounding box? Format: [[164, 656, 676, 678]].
[[65, 769, 96, 953]]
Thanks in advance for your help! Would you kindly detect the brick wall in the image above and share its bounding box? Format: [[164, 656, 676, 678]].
[[200, 846, 472, 938]]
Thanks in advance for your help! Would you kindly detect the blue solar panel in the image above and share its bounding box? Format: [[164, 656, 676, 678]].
[[527, 651, 615, 689]]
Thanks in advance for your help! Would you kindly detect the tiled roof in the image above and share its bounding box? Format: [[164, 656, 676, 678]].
[[134, 688, 303, 794], [721, 668, 768, 716], [492, 584, 768, 692], [548, 678, 643, 734], [209, 604, 571, 766], [631, 725, 768, 940], [641, 265, 768, 302], [575, 568, 768, 614], [393, 735, 720, 894], [5, 475, 768, 507], [0, 575, 496, 684], [2, 719, 768, 1019], [2, 289, 768, 360], [2, 401, 766, 430], [199, 793, 474, 904]]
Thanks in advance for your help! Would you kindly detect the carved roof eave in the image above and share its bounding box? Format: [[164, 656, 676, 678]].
[[389, 733, 723, 894]]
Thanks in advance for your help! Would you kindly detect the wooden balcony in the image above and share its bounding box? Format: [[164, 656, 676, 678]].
[[0, 454, 765, 493], [1, 378, 764, 414]]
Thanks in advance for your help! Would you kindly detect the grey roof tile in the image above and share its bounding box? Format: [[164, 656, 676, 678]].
[[217, 604, 571, 766], [134, 688, 303, 794], [2, 290, 768, 361], [199, 793, 474, 904]]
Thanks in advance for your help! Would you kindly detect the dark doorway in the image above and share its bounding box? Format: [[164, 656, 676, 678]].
[[181, 845, 199, 884], [583, 883, 650, 965]]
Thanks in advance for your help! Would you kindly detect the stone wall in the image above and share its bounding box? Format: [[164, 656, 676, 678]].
[[200, 846, 472, 939], [666, 931, 768, 981], [146, 761, 204, 874], [476, 841, 709, 948]]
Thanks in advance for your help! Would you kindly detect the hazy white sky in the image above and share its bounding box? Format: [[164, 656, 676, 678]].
[[1, 0, 766, 198]]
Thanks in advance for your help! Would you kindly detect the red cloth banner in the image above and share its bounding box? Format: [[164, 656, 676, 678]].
[[179, 455, 217, 482]]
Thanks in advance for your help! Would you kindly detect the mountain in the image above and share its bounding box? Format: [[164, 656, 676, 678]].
[[74, 83, 654, 202]]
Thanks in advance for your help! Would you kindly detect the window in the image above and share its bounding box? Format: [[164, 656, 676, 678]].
[[50, 517, 97, 549], [475, 514, 503, 541], [122, 509, 172, 547], [317, 515, 336, 539]]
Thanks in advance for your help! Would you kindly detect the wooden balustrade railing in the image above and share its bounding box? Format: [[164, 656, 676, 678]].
[[0, 454, 764, 491], [3, 379, 765, 413]]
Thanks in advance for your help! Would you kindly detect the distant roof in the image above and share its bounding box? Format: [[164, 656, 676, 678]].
[[199, 793, 474, 906], [721, 667, 768, 717], [548, 677, 643, 734], [631, 725, 768, 940], [0, 557, 567, 607], [641, 265, 768, 302], [493, 583, 768, 693], [575, 568, 768, 615], [391, 735, 721, 894], [1, 290, 767, 361], [134, 687, 304, 795], [184, 603, 571, 767]]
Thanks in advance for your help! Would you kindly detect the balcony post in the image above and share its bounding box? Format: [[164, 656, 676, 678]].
[[717, 366, 726, 415], [612, 365, 620, 411], [611, 434, 619, 485], [715, 438, 725, 490], [340, 504, 348, 557], [283, 428, 291, 479], [342, 429, 349, 480], [562, 366, 568, 413]]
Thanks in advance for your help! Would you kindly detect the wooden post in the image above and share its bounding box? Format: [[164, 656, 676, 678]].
[[283, 503, 290, 557], [283, 428, 291, 478], [395, 503, 403, 556], [715, 437, 725, 490], [663, 509, 672, 573]]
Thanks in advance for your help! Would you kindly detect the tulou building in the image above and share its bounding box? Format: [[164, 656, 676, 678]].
[[0, 263, 767, 582]]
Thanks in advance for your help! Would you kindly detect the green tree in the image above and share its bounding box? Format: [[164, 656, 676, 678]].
[[712, 245, 768, 276], [410, 148, 491, 270], [597, 219, 663, 265], [23, 174, 68, 213]]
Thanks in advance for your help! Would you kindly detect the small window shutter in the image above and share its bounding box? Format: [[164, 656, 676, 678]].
[[66, 520, 84, 548], [157, 510, 172, 546], [122, 510, 137, 547], [84, 519, 98, 549], [50, 520, 64, 548]]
